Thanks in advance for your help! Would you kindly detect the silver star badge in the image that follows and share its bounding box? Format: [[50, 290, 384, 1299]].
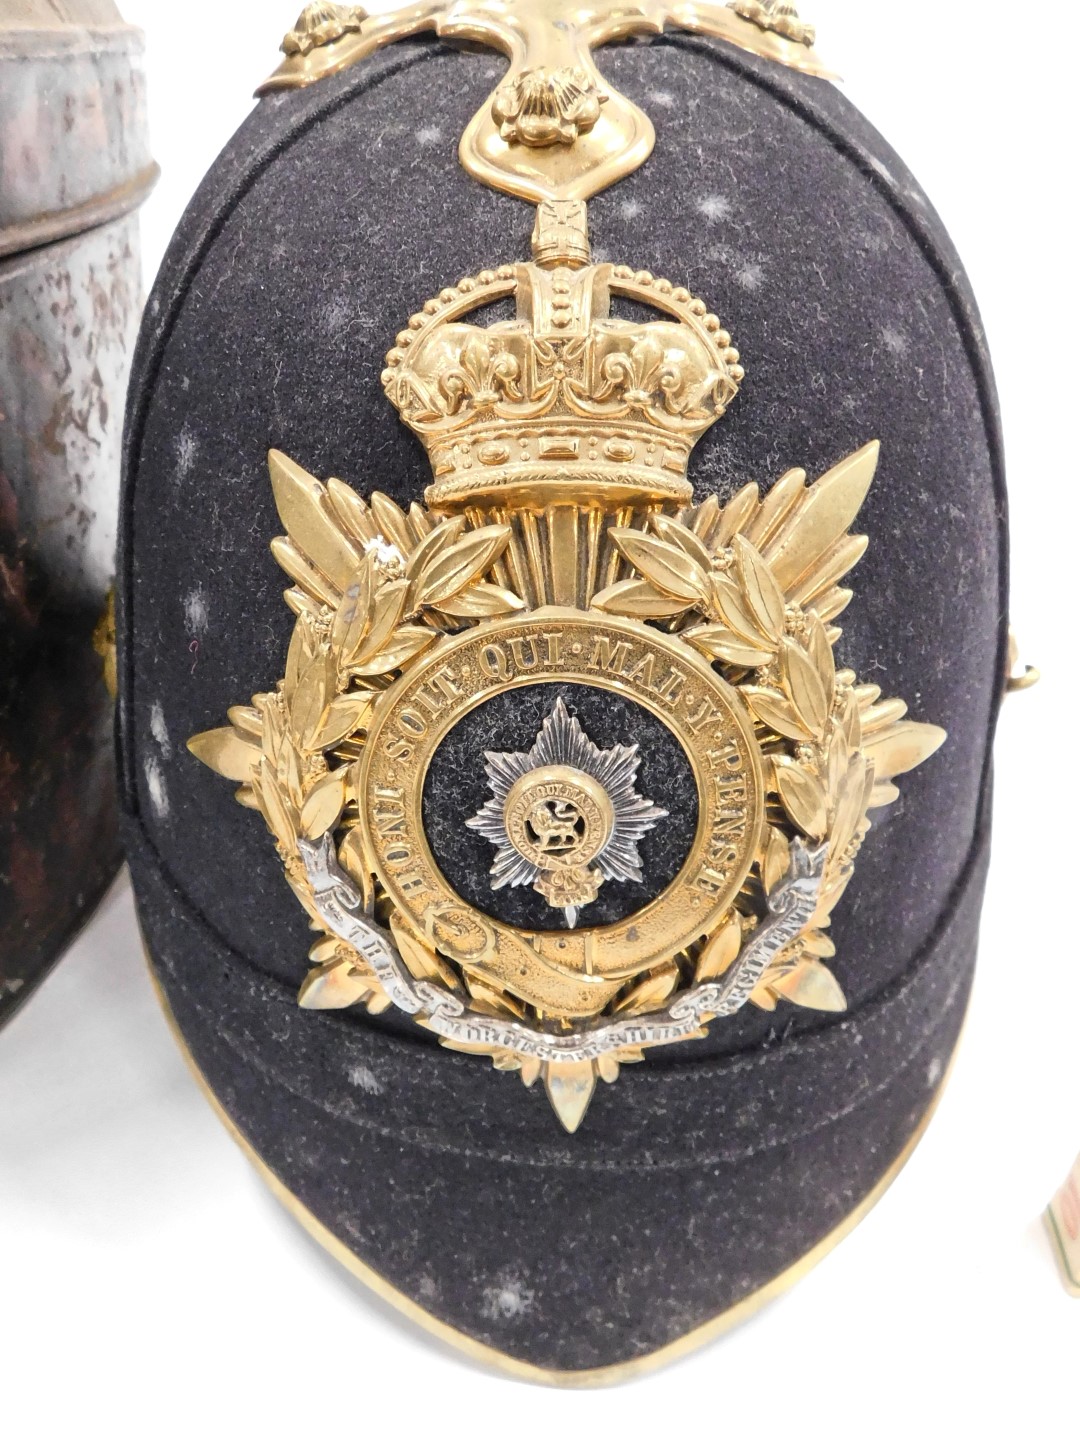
[[466, 698, 668, 927]]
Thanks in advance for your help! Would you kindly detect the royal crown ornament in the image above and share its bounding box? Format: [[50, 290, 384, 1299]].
[[382, 200, 744, 508], [189, 187, 945, 1132]]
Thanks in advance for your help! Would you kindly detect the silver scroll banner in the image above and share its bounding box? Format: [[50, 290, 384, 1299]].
[[299, 834, 828, 1064]]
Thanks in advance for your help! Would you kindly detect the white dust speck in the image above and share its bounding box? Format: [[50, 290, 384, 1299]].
[[183, 585, 210, 638], [482, 1277, 535, 1322], [176, 423, 198, 480], [647, 89, 675, 108], [619, 198, 642, 220], [150, 701, 172, 758], [736, 262, 765, 293], [881, 325, 907, 356], [348, 1063, 383, 1096], [856, 228, 889, 256], [145, 757, 170, 821], [697, 195, 732, 223], [417, 125, 442, 145], [926, 1055, 944, 1089], [321, 294, 354, 334]]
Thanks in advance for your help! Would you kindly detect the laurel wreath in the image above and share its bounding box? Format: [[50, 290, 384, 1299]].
[[595, 511, 871, 1013], [189, 454, 527, 1016]]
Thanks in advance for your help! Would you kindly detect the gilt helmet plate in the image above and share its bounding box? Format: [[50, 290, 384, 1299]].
[[188, 77, 945, 1130]]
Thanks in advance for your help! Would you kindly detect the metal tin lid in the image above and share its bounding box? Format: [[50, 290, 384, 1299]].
[[0, 0, 157, 258]]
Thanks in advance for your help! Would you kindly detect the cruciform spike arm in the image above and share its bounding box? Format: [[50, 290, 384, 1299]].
[[260, 1, 834, 204]]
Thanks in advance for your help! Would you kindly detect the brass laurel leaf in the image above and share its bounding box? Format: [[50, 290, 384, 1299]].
[[389, 913, 460, 990], [350, 625, 436, 677], [186, 727, 260, 783], [330, 562, 375, 668], [404, 515, 466, 580], [315, 692, 374, 750], [762, 825, 792, 893], [790, 533, 869, 607], [284, 587, 322, 622], [650, 513, 714, 571], [860, 696, 909, 734], [285, 612, 317, 701], [687, 625, 774, 668], [839, 691, 862, 750], [226, 706, 263, 743], [748, 981, 779, 1012], [610, 529, 710, 605], [437, 582, 526, 618], [807, 614, 837, 700], [298, 959, 374, 1012], [709, 574, 774, 648], [863, 719, 947, 780], [259, 693, 285, 768], [781, 637, 830, 739], [280, 739, 305, 812], [369, 492, 414, 556], [254, 760, 298, 852], [614, 963, 679, 1015], [870, 780, 901, 809], [773, 757, 829, 838], [733, 535, 786, 642], [491, 1052, 523, 1072], [825, 724, 848, 801], [695, 915, 743, 981], [830, 760, 870, 859], [337, 827, 375, 911], [592, 578, 691, 619], [417, 525, 512, 607], [770, 958, 848, 1013], [811, 587, 854, 625], [742, 685, 815, 742], [352, 578, 409, 668], [802, 929, 837, 959], [686, 493, 720, 538], [300, 767, 349, 840], [596, 1054, 621, 1084], [292, 650, 336, 750], [464, 975, 526, 1019]]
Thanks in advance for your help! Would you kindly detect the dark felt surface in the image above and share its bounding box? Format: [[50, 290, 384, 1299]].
[[131, 814, 987, 1371], [117, 31, 1008, 1366], [423, 682, 698, 930]]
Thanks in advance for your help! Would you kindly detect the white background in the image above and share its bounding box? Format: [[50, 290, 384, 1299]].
[[1, 2, 1077, 1435]]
